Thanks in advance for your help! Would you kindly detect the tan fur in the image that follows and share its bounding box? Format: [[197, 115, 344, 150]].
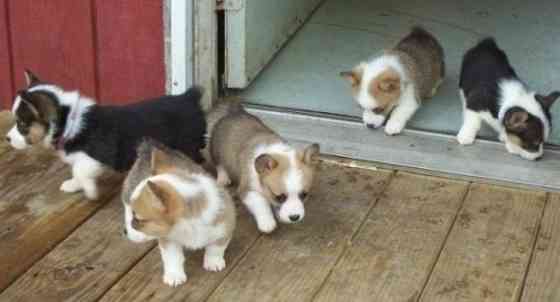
[[27, 122, 47, 144], [209, 105, 320, 206], [369, 68, 402, 112]]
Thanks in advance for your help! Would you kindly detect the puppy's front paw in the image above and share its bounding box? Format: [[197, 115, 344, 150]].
[[163, 269, 187, 287], [204, 255, 226, 272], [457, 130, 476, 145], [384, 121, 405, 136], [257, 217, 277, 234], [60, 179, 82, 193]]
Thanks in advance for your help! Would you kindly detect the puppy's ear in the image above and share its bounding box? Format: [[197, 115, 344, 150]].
[[536, 91, 560, 110], [340, 63, 365, 87], [24, 69, 41, 87], [301, 143, 320, 165], [17, 91, 40, 118], [255, 154, 278, 175], [150, 148, 174, 175], [504, 110, 529, 132], [144, 180, 167, 212]]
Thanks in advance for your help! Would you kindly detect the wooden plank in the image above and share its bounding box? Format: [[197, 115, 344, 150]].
[[313, 172, 469, 302], [194, 0, 217, 110], [94, 0, 165, 104], [520, 193, 560, 302], [420, 184, 546, 302], [9, 0, 97, 98], [0, 0, 13, 110], [0, 196, 154, 301], [0, 150, 120, 291], [98, 207, 261, 302], [206, 163, 393, 302]]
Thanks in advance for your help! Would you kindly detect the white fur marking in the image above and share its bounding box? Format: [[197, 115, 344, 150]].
[[159, 241, 187, 287]]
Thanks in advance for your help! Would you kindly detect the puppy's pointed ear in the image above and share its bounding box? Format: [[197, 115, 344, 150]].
[[504, 110, 529, 133], [255, 154, 278, 175], [340, 63, 365, 87], [150, 148, 174, 175], [144, 180, 167, 212], [536, 91, 560, 110], [17, 91, 40, 117], [301, 143, 320, 165], [24, 69, 41, 87]]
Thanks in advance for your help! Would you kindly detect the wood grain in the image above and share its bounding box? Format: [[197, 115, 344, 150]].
[[420, 183, 546, 302], [94, 0, 165, 104], [98, 206, 260, 302], [0, 111, 14, 155], [313, 172, 468, 302], [0, 0, 13, 110], [520, 193, 560, 302], [9, 0, 97, 98], [0, 196, 154, 302], [0, 148, 120, 291], [206, 163, 393, 302]]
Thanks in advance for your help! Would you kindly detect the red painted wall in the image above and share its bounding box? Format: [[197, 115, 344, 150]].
[[0, 0, 13, 109], [0, 0, 165, 109]]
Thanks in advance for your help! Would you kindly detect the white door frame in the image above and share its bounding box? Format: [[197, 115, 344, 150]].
[[165, 0, 217, 110]]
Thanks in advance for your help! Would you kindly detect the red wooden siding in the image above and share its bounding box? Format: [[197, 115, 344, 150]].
[[0, 0, 165, 109], [95, 1, 165, 104], [0, 0, 13, 109]]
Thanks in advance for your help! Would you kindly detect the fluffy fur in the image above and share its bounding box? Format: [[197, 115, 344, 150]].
[[6, 70, 207, 199], [457, 38, 559, 160], [208, 103, 320, 233], [341, 26, 445, 135], [122, 140, 235, 287]]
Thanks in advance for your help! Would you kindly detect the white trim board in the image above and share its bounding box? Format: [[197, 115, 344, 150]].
[[246, 106, 560, 191], [164, 0, 194, 95]]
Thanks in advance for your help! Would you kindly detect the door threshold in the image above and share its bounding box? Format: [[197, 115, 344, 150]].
[[245, 104, 560, 192]]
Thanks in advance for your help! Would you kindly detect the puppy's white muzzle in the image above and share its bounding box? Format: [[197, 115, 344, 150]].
[[505, 140, 543, 161], [123, 204, 155, 243], [6, 126, 29, 150], [277, 198, 305, 224]]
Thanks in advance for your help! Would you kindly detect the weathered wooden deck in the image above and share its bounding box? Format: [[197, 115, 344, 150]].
[[0, 110, 559, 302]]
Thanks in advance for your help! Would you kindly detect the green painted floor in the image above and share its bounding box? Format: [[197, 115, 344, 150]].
[[236, 0, 560, 143]]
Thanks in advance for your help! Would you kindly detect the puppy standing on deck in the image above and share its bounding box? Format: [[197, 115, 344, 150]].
[[6, 70, 206, 199], [457, 38, 559, 160], [341, 26, 445, 135], [123, 140, 236, 287], [208, 103, 320, 233]]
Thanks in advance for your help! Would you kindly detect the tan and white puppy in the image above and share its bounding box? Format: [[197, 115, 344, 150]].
[[209, 104, 320, 233], [341, 26, 445, 135], [122, 140, 236, 287]]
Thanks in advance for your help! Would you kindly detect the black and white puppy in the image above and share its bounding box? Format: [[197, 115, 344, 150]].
[[457, 38, 559, 160], [6, 70, 206, 199]]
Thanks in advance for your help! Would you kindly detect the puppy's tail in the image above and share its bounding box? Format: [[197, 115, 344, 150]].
[[206, 99, 244, 132]]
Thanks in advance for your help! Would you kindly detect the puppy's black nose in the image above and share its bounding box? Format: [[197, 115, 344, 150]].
[[5, 136, 10, 143], [372, 108, 384, 114], [366, 124, 376, 129], [289, 215, 300, 222], [122, 228, 128, 236]]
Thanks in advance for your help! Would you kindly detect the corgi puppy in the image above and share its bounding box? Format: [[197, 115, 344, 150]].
[[457, 38, 559, 160], [5, 70, 206, 199], [122, 140, 236, 287], [341, 26, 445, 135], [208, 103, 320, 233]]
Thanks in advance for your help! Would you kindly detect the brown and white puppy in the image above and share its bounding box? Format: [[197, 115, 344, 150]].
[[341, 26, 445, 135], [208, 104, 320, 233], [122, 140, 235, 287]]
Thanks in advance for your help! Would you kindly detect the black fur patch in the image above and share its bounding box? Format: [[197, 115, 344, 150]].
[[459, 38, 519, 118], [54, 87, 206, 172]]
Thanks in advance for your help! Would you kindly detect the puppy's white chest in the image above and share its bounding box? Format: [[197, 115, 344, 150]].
[[170, 219, 225, 250]]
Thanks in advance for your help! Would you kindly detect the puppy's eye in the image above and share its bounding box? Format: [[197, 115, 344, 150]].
[[131, 215, 145, 229], [275, 194, 287, 203], [299, 191, 308, 200]]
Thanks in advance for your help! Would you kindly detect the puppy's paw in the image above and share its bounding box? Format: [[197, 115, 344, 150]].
[[204, 255, 226, 272], [384, 121, 405, 136], [257, 217, 277, 234], [60, 179, 82, 193], [457, 130, 476, 145], [83, 188, 99, 200], [163, 269, 187, 287]]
